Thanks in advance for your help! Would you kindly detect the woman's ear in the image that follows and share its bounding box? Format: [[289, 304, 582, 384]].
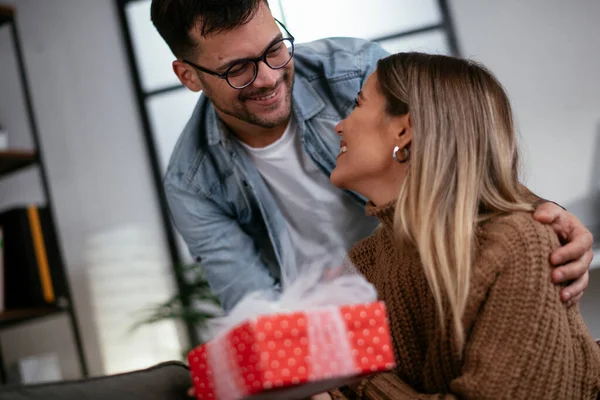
[[395, 113, 412, 149], [173, 60, 204, 92]]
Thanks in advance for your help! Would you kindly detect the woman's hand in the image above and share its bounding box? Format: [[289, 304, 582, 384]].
[[307, 393, 333, 400], [533, 202, 594, 305]]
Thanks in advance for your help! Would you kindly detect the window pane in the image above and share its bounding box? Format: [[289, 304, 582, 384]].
[[267, 0, 285, 22], [378, 29, 451, 55], [145, 88, 203, 264], [126, 0, 180, 92], [85, 225, 183, 374], [146, 89, 201, 174], [279, 0, 442, 43]]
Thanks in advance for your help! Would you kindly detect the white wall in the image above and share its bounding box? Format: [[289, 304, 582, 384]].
[[0, 0, 184, 379], [448, 0, 600, 337]]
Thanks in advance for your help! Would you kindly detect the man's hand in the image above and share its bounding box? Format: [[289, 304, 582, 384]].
[[533, 202, 594, 306], [313, 393, 333, 400]]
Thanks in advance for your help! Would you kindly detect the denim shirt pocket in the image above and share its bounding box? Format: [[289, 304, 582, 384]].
[[188, 149, 254, 226]]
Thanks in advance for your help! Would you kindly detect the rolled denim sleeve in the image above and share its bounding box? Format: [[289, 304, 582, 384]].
[[164, 180, 278, 311]]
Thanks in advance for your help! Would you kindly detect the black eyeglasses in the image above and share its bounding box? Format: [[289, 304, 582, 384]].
[[183, 20, 295, 90]]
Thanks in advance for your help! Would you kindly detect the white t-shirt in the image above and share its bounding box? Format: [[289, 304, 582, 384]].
[[239, 116, 373, 268]]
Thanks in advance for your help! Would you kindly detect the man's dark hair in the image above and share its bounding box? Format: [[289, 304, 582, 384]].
[[151, 0, 268, 58]]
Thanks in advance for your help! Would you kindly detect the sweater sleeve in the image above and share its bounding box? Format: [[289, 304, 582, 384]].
[[448, 218, 563, 398], [349, 215, 600, 399], [445, 217, 599, 399]]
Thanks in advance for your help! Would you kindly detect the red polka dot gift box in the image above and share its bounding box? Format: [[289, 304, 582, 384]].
[[188, 301, 395, 400]]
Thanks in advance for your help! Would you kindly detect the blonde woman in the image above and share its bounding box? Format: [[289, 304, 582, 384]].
[[328, 53, 600, 399]]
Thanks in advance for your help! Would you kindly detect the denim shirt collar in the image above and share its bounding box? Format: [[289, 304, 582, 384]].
[[291, 73, 326, 120], [204, 73, 326, 147], [205, 104, 222, 146]]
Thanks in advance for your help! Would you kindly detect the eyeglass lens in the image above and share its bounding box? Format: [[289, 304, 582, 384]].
[[226, 38, 294, 88]]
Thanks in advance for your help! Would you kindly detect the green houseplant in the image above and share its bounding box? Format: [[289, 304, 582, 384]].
[[132, 262, 222, 350]]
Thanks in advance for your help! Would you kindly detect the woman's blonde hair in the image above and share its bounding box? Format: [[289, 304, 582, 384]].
[[376, 53, 533, 350]]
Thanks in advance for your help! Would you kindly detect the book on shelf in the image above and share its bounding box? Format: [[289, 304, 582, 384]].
[[0, 205, 66, 310]]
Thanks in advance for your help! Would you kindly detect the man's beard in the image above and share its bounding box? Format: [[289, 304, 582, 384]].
[[206, 69, 294, 129]]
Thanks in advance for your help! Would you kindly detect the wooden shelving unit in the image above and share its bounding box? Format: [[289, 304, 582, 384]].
[[0, 2, 88, 384], [0, 150, 37, 177], [0, 307, 66, 329], [0, 4, 13, 26]]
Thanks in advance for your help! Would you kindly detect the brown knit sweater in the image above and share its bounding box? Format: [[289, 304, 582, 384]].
[[333, 202, 600, 399]]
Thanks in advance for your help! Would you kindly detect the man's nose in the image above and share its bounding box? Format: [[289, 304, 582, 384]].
[[252, 61, 279, 88]]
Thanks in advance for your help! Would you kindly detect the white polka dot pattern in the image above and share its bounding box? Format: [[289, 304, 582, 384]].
[[187, 302, 396, 400]]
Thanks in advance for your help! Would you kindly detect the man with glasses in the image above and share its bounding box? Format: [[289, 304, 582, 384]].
[[151, 0, 593, 313], [181, 24, 294, 91]]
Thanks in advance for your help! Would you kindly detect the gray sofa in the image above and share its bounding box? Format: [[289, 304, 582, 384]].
[[0, 361, 191, 400]]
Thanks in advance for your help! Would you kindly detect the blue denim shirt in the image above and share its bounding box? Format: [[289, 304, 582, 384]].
[[164, 38, 389, 311]]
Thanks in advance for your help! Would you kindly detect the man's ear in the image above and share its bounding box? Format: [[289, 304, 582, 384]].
[[173, 60, 203, 92]]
